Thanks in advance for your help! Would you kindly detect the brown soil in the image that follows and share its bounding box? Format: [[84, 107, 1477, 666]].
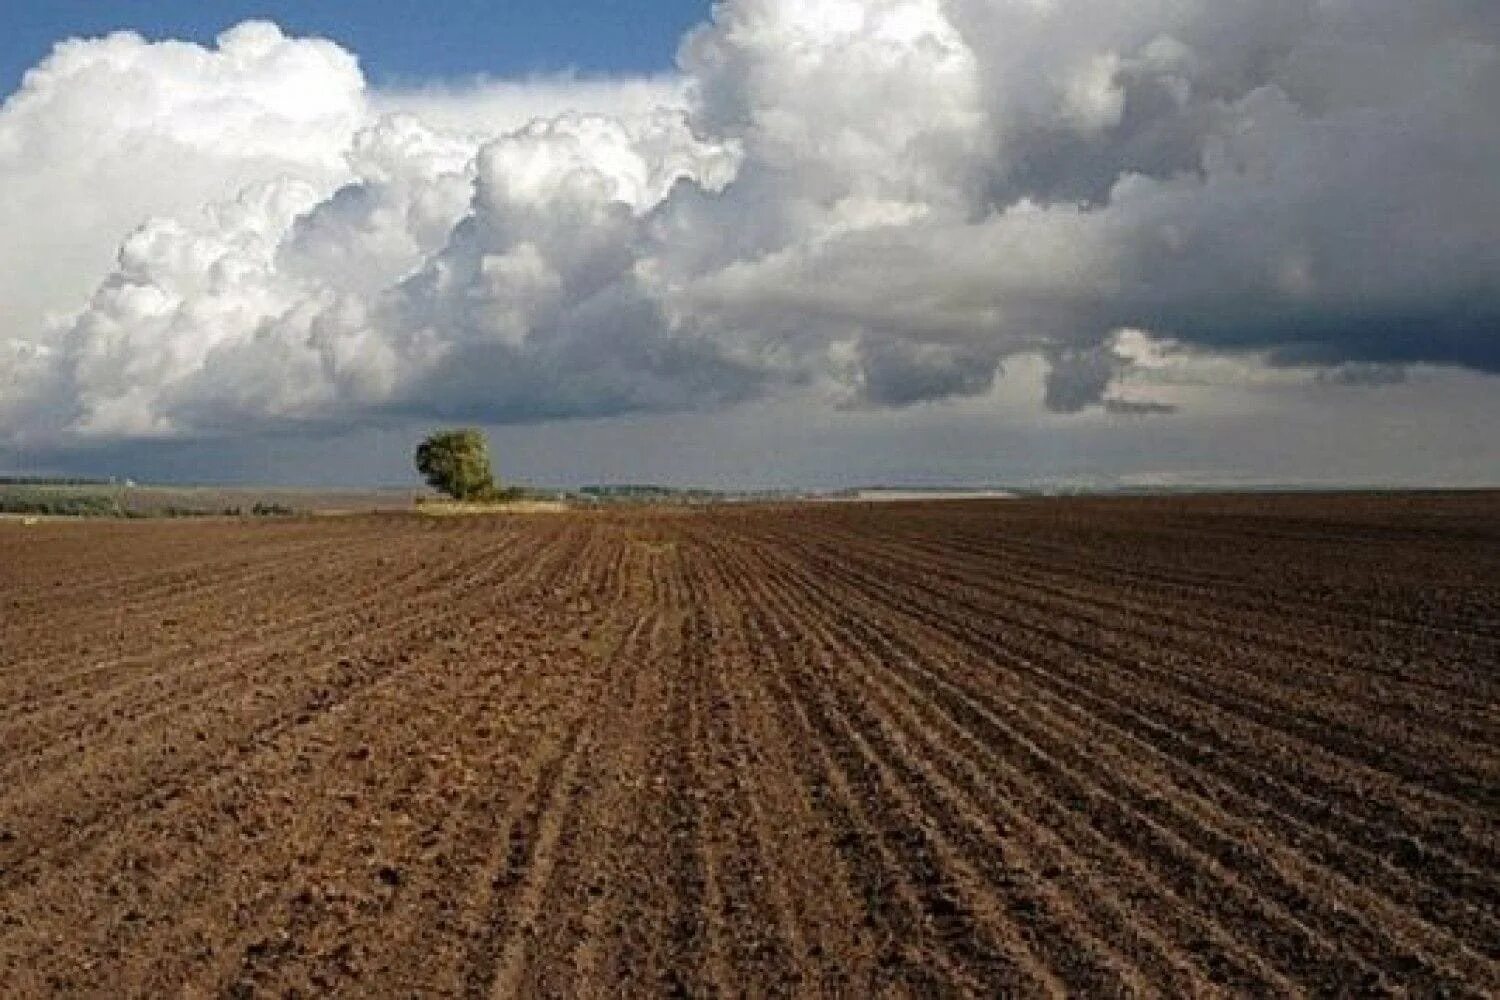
[[1, 493, 1497, 997]]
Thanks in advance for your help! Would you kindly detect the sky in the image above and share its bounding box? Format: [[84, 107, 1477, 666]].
[[2, 1, 713, 89], [1, 1, 1497, 488]]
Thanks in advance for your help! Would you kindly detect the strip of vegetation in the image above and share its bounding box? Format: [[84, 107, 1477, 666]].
[[0, 476, 114, 486], [1, 488, 300, 519], [0, 493, 121, 517]]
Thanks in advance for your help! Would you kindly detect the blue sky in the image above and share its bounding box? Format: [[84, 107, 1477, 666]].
[[3, 0, 712, 91]]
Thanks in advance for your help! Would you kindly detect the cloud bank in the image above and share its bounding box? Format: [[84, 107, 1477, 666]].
[[2, 2, 1497, 448]]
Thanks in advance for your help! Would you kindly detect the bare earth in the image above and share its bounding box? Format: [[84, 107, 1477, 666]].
[[1, 494, 1496, 997]]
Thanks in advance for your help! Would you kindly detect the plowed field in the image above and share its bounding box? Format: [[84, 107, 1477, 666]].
[[2, 494, 1497, 997]]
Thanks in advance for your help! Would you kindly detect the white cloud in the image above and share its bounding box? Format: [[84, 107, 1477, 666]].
[[0, 22, 361, 336], [2, 1, 1499, 452], [372, 73, 691, 136]]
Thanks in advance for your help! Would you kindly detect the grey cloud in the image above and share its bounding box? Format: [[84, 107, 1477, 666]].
[[1043, 345, 1121, 413], [1312, 363, 1408, 387], [835, 338, 1001, 409]]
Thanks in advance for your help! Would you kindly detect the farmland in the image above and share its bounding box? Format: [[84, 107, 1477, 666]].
[[1, 494, 1497, 997]]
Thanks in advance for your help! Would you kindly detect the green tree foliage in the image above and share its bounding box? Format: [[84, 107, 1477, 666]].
[[414, 428, 497, 500]]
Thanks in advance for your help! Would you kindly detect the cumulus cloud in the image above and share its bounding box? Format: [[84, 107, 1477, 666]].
[[372, 73, 691, 135], [2, 1, 1499, 448], [0, 22, 365, 440]]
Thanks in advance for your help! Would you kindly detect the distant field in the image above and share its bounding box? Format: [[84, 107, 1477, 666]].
[[0, 494, 1496, 995]]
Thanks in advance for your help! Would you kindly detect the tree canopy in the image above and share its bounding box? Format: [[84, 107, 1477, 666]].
[[414, 428, 496, 500]]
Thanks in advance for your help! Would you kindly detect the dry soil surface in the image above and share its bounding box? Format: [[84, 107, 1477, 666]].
[[1, 494, 1497, 997]]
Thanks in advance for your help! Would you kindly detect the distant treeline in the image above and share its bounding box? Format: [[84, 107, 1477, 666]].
[[0, 476, 114, 486], [0, 486, 298, 519], [577, 484, 723, 499], [0, 492, 122, 517]]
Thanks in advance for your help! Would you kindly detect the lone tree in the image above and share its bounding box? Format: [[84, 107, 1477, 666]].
[[415, 428, 497, 500]]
